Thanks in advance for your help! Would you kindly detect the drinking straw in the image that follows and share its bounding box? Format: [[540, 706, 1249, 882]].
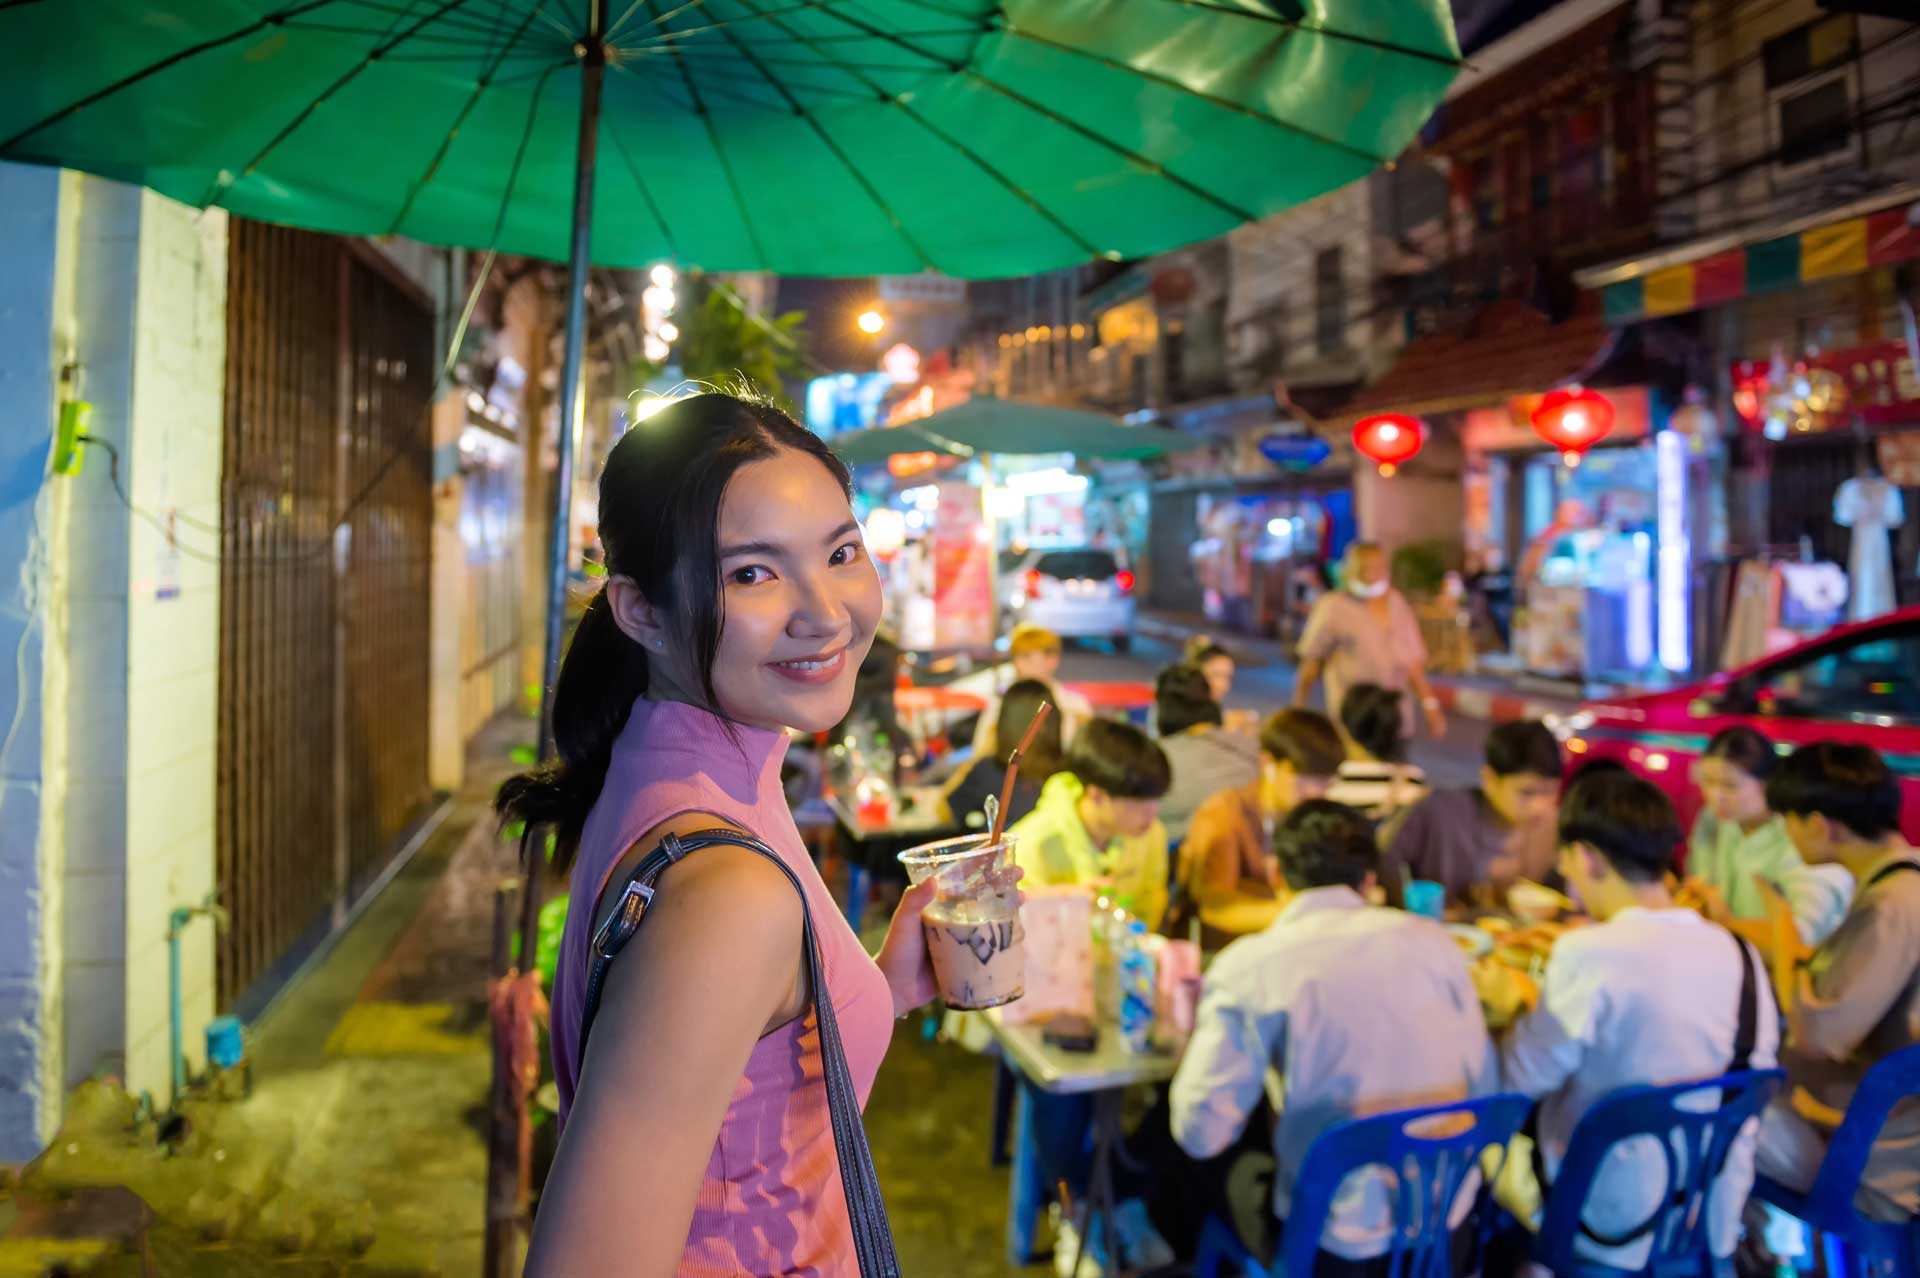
[[990, 700, 1053, 844]]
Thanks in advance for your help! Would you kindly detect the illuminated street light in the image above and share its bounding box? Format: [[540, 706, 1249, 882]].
[[857, 309, 885, 335]]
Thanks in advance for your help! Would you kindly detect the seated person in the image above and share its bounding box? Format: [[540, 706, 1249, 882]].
[[1325, 684, 1428, 821], [1006, 717, 1175, 1274], [1171, 800, 1497, 1270], [1007, 716, 1172, 931], [1482, 768, 1780, 1270], [1680, 726, 1852, 948], [1153, 663, 1259, 847], [1756, 742, 1919, 1223], [972, 623, 1093, 756], [1383, 720, 1562, 908], [1175, 709, 1343, 941], [941, 679, 1066, 832]]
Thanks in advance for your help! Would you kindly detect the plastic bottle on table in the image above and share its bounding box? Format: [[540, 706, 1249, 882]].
[[1118, 921, 1157, 1053]]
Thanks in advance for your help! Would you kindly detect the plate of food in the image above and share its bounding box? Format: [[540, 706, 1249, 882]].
[[1446, 923, 1493, 958]]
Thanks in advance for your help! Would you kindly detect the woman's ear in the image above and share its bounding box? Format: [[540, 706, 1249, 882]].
[[605, 575, 667, 651]]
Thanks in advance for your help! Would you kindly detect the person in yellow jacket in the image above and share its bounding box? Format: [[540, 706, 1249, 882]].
[[1008, 717, 1172, 931]]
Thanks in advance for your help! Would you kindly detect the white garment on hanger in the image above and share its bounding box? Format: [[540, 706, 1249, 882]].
[[1834, 476, 1904, 622]]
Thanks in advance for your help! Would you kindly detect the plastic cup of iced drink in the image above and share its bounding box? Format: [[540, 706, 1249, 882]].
[[899, 833, 1026, 1011]]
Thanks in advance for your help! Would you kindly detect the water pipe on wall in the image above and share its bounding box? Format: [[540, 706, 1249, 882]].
[[167, 892, 228, 1108]]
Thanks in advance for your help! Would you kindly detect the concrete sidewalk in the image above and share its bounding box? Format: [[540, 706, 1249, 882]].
[[1135, 609, 1583, 723], [4, 715, 531, 1278]]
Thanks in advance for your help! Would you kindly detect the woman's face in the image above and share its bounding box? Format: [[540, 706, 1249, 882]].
[[708, 449, 882, 733], [1695, 755, 1770, 827], [1201, 655, 1234, 704]]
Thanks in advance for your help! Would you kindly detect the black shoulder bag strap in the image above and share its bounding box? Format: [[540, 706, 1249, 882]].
[[1725, 928, 1761, 1081], [577, 828, 901, 1278], [1552, 927, 1766, 1251], [1866, 858, 1920, 891]]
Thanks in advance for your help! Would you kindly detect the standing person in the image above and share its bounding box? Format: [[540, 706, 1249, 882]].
[[1383, 721, 1562, 908], [941, 678, 1065, 832], [1480, 769, 1780, 1272], [1153, 663, 1258, 847], [1175, 709, 1343, 941], [1292, 541, 1446, 740], [1679, 727, 1853, 948], [973, 622, 1093, 756], [1324, 685, 1429, 822], [1756, 743, 1920, 1222], [502, 393, 948, 1277], [1172, 801, 1497, 1271]]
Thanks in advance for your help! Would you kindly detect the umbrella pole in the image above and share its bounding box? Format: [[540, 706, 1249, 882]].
[[540, 27, 606, 762]]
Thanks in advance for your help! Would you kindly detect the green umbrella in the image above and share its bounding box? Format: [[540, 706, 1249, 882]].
[[0, 1, 1459, 277], [830, 397, 1205, 463], [0, 0, 1458, 750]]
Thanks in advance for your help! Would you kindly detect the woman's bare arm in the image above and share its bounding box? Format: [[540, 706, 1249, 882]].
[[524, 837, 803, 1277]]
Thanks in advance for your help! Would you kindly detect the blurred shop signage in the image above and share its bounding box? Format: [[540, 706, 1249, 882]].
[[1731, 340, 1920, 436], [878, 273, 966, 304], [1257, 433, 1332, 469]]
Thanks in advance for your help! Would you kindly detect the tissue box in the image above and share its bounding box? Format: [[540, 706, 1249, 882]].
[[1152, 937, 1202, 1042], [1002, 886, 1094, 1025]]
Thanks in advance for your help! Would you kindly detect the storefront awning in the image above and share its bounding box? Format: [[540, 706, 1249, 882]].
[[1327, 300, 1615, 427], [1575, 188, 1920, 327]]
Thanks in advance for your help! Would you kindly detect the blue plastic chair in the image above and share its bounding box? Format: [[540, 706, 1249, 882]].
[[1531, 1069, 1785, 1278], [1194, 1092, 1533, 1278], [1754, 1043, 1920, 1278]]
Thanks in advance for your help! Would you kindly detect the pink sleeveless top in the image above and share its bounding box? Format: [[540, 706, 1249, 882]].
[[551, 698, 895, 1277]]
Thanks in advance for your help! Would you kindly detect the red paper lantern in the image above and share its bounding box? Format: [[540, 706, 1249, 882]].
[[1351, 413, 1425, 477], [1530, 386, 1615, 467]]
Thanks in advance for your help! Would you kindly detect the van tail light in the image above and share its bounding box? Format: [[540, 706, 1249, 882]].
[[1025, 569, 1041, 594], [1116, 570, 1135, 593]]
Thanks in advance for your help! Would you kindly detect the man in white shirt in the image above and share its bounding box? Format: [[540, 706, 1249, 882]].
[[1171, 800, 1497, 1267], [1482, 768, 1779, 1270]]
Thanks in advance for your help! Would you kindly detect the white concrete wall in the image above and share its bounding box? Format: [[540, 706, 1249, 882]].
[[0, 162, 64, 1162], [1226, 181, 1378, 377], [117, 191, 227, 1099], [0, 173, 228, 1137], [1691, 0, 1920, 237]]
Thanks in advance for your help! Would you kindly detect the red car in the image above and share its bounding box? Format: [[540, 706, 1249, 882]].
[[1554, 605, 1920, 844]]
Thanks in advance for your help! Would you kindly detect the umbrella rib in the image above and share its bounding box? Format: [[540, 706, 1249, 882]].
[[0, 0, 343, 154], [206, 0, 487, 209], [605, 0, 706, 45], [600, 105, 682, 260], [387, 0, 546, 235], [485, 60, 564, 249], [705, 12, 935, 269], [719, 0, 1101, 263], [1149, 0, 1461, 69], [809, 4, 1261, 225], [639, 0, 770, 265], [622, 1, 915, 51], [489, 0, 581, 41], [335, 0, 517, 38], [984, 14, 1389, 166]]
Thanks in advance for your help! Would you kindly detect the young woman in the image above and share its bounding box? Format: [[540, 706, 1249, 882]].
[[1682, 725, 1852, 946], [942, 677, 1065, 832], [500, 393, 949, 1277]]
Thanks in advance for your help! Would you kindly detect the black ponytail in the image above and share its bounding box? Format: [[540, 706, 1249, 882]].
[[494, 390, 851, 873], [494, 591, 651, 872]]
